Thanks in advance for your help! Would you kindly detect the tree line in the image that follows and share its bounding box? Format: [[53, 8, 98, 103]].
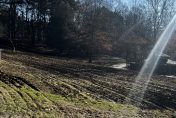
[[0, 0, 175, 62]]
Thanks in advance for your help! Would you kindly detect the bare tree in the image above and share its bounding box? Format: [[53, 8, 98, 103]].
[[146, 0, 176, 40]]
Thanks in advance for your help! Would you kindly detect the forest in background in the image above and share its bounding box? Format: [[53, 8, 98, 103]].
[[0, 0, 176, 62]]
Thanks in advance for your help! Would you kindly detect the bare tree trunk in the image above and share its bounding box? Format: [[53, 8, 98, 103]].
[[8, 2, 16, 52]]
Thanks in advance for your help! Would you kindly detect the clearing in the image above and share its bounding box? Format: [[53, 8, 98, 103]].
[[0, 50, 175, 118]]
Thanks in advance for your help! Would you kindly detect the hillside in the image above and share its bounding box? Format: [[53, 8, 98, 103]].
[[0, 50, 175, 118]]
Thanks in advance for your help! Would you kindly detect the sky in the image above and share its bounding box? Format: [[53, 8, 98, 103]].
[[123, 0, 133, 5], [120, 0, 145, 7], [112, 0, 135, 9]]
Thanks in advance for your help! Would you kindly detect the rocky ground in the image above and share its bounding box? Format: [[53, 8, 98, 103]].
[[0, 50, 175, 118]]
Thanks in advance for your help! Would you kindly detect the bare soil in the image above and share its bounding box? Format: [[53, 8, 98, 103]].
[[0, 50, 175, 118]]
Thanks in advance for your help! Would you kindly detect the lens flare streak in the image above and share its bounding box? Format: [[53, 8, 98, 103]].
[[126, 14, 176, 106]]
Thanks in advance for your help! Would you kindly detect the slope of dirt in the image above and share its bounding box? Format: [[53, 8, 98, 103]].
[[0, 50, 175, 117], [0, 71, 142, 118]]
